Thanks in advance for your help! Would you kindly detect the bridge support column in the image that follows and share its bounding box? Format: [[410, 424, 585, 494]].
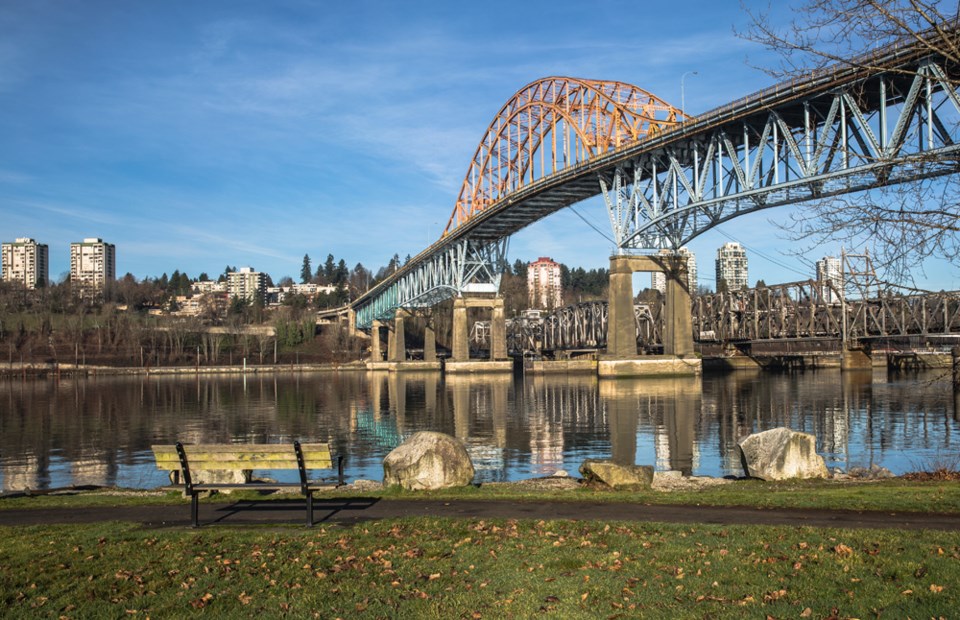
[[447, 296, 512, 373], [841, 348, 872, 371], [452, 298, 469, 362], [607, 258, 637, 358], [663, 264, 693, 357], [490, 298, 506, 360], [389, 312, 406, 362], [424, 324, 437, 362], [601, 254, 699, 378], [371, 320, 383, 362]]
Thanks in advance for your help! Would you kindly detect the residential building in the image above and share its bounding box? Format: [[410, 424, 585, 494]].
[[70, 238, 115, 290], [527, 256, 562, 309], [191, 280, 227, 295], [1, 237, 48, 289], [650, 247, 698, 293], [816, 256, 844, 303], [227, 267, 267, 304], [715, 242, 748, 291]]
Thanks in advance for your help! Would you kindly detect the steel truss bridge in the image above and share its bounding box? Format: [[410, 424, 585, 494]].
[[353, 32, 960, 328], [497, 283, 960, 356]]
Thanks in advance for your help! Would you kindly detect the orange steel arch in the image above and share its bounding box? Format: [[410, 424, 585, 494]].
[[444, 77, 684, 234]]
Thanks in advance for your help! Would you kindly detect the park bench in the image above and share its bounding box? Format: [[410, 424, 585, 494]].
[[152, 442, 344, 527]]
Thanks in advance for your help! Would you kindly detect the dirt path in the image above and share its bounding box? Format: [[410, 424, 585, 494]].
[[2, 498, 959, 531]]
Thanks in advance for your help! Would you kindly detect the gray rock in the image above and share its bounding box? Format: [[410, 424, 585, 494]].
[[579, 460, 654, 488], [383, 431, 475, 490], [737, 427, 829, 481], [847, 464, 895, 479]]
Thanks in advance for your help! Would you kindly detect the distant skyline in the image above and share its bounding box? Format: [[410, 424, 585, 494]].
[[2, 1, 957, 291]]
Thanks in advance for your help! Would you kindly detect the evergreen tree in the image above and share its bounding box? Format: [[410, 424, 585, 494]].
[[300, 254, 312, 284], [324, 254, 336, 283], [335, 259, 349, 285]]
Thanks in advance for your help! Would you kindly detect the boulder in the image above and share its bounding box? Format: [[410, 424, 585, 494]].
[[579, 460, 654, 488], [737, 427, 829, 480], [383, 431, 475, 490]]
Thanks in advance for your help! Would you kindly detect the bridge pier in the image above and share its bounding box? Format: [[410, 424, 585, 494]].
[[371, 320, 383, 361], [369, 312, 441, 372], [601, 255, 700, 378], [388, 312, 405, 362], [447, 296, 512, 374]]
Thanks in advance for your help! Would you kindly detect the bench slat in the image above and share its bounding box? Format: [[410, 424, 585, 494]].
[[152, 444, 333, 471]]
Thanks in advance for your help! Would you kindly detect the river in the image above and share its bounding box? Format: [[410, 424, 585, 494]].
[[1, 368, 957, 491]]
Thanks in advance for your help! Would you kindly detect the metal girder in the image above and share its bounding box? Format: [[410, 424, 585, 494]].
[[354, 237, 507, 328], [602, 60, 960, 251]]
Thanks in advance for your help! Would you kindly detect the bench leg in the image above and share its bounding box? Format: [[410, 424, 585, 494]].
[[306, 492, 313, 527], [191, 493, 200, 528]]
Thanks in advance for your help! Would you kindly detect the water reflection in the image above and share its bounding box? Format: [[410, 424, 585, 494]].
[[1, 369, 958, 491]]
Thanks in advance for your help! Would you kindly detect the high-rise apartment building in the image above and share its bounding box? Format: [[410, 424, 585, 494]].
[[816, 256, 843, 303], [527, 257, 563, 309], [227, 267, 267, 304], [715, 242, 748, 291], [70, 238, 115, 289], [1, 238, 49, 289], [650, 247, 698, 294]]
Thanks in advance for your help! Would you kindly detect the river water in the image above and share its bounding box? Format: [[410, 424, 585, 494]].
[[1, 369, 958, 491]]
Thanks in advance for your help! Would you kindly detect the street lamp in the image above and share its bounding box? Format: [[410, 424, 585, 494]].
[[681, 71, 698, 119]]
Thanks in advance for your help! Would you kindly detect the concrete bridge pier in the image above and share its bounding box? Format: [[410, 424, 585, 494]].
[[369, 311, 440, 371], [447, 296, 512, 374], [600, 254, 701, 378], [388, 312, 405, 362], [370, 320, 383, 361]]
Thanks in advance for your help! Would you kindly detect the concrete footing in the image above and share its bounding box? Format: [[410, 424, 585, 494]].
[[525, 359, 597, 375], [366, 361, 442, 372], [598, 356, 702, 378], [445, 360, 513, 374]]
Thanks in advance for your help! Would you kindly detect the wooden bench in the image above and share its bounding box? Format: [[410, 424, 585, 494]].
[[152, 442, 344, 527]]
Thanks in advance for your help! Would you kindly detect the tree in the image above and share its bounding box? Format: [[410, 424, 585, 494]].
[[740, 1, 960, 284], [323, 254, 336, 283], [300, 254, 312, 284]]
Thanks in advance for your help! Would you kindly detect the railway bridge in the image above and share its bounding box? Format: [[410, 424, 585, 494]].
[[489, 280, 960, 370]]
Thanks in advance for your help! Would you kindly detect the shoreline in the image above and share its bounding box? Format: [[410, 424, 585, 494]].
[[0, 360, 369, 378]]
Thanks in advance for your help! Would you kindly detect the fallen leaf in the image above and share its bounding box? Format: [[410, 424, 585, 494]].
[[930, 584, 944, 593], [834, 544, 853, 557], [800, 608, 812, 617]]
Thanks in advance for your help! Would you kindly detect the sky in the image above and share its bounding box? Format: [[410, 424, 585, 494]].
[[1, 0, 957, 291]]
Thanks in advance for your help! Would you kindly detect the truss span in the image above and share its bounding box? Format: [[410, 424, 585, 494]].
[[445, 77, 683, 234]]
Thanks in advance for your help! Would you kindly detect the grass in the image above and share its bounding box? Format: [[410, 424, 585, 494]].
[[1, 518, 958, 618], [4, 477, 960, 514]]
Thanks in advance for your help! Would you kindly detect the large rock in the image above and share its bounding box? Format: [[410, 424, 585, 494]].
[[737, 427, 829, 480], [579, 460, 654, 488], [383, 432, 475, 490]]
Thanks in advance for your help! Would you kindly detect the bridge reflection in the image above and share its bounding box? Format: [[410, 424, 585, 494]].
[[1, 371, 957, 490]]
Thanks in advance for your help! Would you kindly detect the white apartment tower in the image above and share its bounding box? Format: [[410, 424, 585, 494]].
[[816, 256, 844, 303], [527, 257, 563, 309], [227, 267, 267, 304], [70, 238, 115, 289], [715, 242, 748, 291], [650, 247, 698, 294], [1, 238, 49, 289]]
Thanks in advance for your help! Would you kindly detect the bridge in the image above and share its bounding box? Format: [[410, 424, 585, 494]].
[[489, 282, 960, 370], [350, 28, 960, 376]]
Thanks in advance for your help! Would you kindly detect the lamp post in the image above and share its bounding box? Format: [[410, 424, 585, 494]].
[[681, 71, 698, 118]]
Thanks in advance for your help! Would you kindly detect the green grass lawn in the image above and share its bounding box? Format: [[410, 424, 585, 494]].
[[4, 477, 960, 514], [2, 518, 957, 618]]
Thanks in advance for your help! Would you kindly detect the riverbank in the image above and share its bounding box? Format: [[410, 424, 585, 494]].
[[0, 360, 368, 378]]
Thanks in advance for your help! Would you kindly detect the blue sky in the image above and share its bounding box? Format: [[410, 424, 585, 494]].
[[1, 0, 956, 290]]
